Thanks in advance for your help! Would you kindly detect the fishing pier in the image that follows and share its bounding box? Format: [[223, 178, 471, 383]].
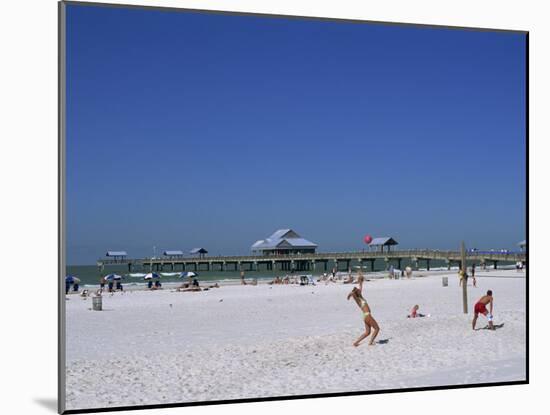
[[97, 249, 526, 273]]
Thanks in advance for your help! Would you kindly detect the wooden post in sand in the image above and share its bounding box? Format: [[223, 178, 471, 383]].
[[461, 241, 468, 314]]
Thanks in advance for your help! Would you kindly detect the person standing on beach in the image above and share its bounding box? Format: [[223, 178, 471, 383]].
[[472, 290, 494, 330], [347, 287, 380, 346], [357, 271, 365, 292], [459, 269, 468, 287], [471, 264, 477, 287]]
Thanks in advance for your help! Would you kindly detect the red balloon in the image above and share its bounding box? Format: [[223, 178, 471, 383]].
[[364, 235, 373, 244]]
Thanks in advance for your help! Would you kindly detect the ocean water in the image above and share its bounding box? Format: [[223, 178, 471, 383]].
[[64, 258, 509, 287]]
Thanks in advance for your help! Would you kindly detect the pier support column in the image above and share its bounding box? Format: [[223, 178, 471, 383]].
[[493, 260, 498, 270], [397, 258, 402, 270], [272, 261, 276, 271], [384, 257, 389, 270], [311, 260, 316, 272], [333, 259, 338, 272], [369, 259, 375, 272], [426, 259, 430, 271], [128, 263, 132, 273], [446, 259, 451, 270]]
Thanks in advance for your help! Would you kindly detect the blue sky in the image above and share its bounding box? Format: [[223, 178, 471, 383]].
[[66, 4, 526, 264]]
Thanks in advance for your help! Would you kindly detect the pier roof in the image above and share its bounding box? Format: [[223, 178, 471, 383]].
[[251, 229, 317, 250], [190, 248, 208, 254], [517, 240, 526, 248], [369, 237, 398, 246], [106, 251, 127, 257], [269, 229, 301, 240], [163, 250, 184, 256]]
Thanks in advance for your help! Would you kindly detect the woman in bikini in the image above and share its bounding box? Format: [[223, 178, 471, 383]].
[[347, 285, 380, 346]]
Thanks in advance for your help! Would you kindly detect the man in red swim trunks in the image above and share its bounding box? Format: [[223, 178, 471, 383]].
[[472, 290, 494, 330]]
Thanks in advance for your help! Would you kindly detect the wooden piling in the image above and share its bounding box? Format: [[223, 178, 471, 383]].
[[461, 241, 468, 314]]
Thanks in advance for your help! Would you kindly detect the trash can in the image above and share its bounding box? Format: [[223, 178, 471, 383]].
[[92, 296, 102, 311], [442, 276, 448, 287]]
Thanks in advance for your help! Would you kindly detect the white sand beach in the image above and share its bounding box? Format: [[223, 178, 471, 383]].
[[65, 269, 526, 410]]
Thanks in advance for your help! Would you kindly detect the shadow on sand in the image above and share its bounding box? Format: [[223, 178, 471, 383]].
[[376, 338, 391, 344], [476, 323, 505, 331]]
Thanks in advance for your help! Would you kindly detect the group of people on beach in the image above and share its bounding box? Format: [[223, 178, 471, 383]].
[[176, 276, 220, 292], [347, 270, 496, 347], [268, 274, 313, 285], [98, 277, 124, 293]]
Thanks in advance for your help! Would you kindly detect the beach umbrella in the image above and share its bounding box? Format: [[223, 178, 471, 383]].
[[65, 275, 77, 284], [104, 274, 123, 281], [144, 273, 161, 280], [179, 271, 197, 278]]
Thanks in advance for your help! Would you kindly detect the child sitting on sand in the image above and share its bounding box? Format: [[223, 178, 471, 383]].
[[407, 304, 427, 318]]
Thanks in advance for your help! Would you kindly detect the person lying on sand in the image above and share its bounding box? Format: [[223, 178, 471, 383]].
[[326, 274, 338, 285], [472, 290, 494, 330], [176, 286, 202, 292], [268, 276, 281, 285], [343, 274, 354, 284], [407, 304, 427, 318], [347, 287, 380, 346]]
